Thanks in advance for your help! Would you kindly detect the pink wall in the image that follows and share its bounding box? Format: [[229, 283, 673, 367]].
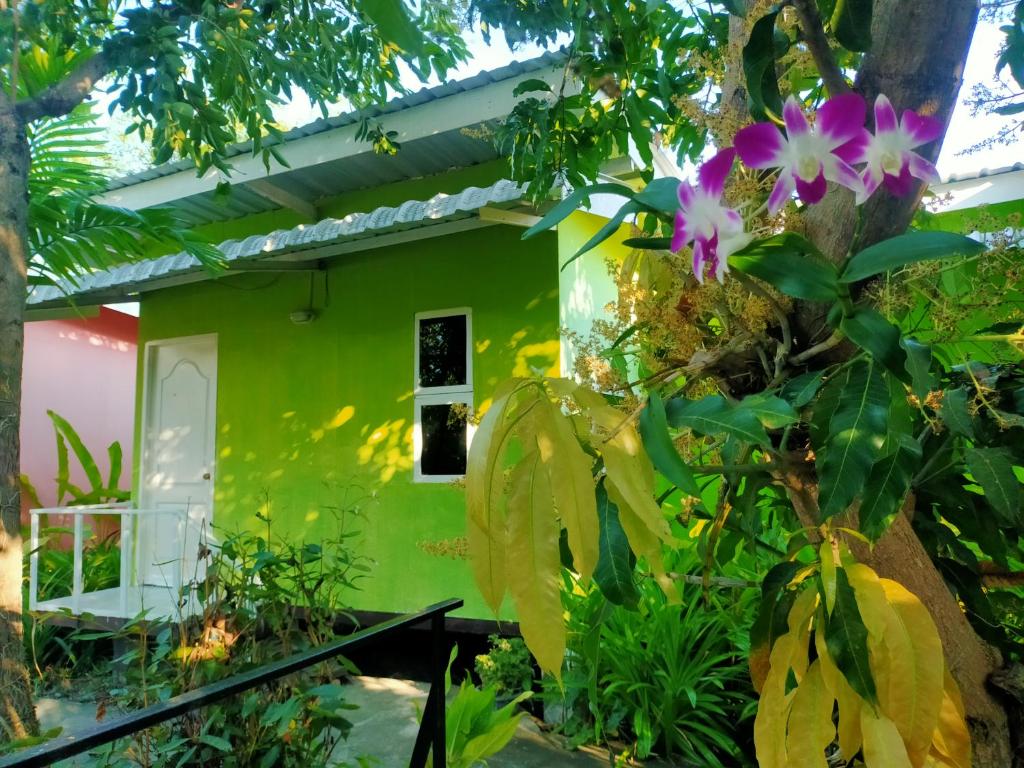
[[20, 307, 138, 514]]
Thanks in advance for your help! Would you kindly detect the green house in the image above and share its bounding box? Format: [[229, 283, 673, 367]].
[[26, 54, 632, 624]]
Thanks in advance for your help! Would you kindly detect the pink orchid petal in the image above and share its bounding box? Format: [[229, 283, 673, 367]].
[[817, 92, 867, 147], [672, 210, 692, 252], [862, 165, 883, 199], [734, 123, 787, 168], [677, 181, 695, 210], [901, 110, 943, 147], [833, 128, 872, 165], [795, 172, 828, 205], [908, 152, 941, 185], [692, 238, 707, 285], [724, 208, 743, 228], [698, 148, 737, 199], [783, 96, 810, 137], [874, 94, 898, 133], [824, 156, 866, 200], [883, 162, 915, 197], [767, 171, 796, 215]]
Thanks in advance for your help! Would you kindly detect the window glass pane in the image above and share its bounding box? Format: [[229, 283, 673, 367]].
[[418, 314, 467, 388], [420, 403, 468, 476]]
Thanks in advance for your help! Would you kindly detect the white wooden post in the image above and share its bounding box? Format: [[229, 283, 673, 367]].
[[119, 511, 130, 617], [72, 513, 84, 615], [29, 511, 39, 611]]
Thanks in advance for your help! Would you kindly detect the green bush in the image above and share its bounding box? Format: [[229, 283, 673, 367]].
[[547, 557, 758, 767], [474, 635, 533, 700]]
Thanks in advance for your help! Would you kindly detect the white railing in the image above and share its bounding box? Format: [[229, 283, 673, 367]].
[[29, 504, 190, 618]]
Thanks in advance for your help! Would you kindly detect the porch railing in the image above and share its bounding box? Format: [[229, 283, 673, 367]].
[[0, 598, 463, 768], [29, 504, 190, 618]]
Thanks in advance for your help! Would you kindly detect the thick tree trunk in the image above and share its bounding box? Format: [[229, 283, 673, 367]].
[[0, 101, 39, 740], [791, 0, 1015, 762]]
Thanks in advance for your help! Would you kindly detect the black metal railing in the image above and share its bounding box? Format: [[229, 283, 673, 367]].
[[1, 598, 464, 768]]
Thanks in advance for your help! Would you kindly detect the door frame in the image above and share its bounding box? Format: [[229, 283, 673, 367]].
[[137, 332, 219, 534]]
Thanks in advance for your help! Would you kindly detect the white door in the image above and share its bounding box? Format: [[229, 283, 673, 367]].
[[138, 335, 217, 589]]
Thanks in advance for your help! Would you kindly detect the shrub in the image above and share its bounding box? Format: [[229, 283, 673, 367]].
[[473, 635, 533, 700]]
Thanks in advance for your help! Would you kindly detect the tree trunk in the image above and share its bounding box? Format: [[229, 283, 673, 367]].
[[777, 0, 1015, 762], [0, 100, 39, 740]]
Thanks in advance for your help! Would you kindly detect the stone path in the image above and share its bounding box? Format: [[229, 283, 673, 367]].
[[37, 677, 617, 767]]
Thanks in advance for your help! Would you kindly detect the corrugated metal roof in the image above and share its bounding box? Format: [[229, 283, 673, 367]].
[[28, 179, 527, 308], [940, 163, 1024, 184], [106, 52, 566, 193]]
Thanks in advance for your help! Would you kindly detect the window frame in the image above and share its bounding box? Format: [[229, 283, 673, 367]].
[[413, 308, 474, 483], [413, 308, 473, 396]]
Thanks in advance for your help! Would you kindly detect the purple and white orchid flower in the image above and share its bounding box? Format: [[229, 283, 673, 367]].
[[671, 148, 751, 284], [835, 94, 943, 198], [734, 93, 867, 214]]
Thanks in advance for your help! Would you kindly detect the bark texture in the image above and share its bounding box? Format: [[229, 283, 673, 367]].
[[0, 99, 39, 740]]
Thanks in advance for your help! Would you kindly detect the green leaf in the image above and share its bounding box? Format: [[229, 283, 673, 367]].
[[780, 371, 825, 408], [730, 233, 841, 301], [739, 392, 799, 429], [665, 395, 771, 445], [824, 569, 878, 706], [939, 387, 976, 441], [749, 561, 801, 690], [48, 410, 103, 494], [565, 201, 642, 266], [633, 177, 681, 213], [859, 434, 923, 539], [901, 337, 936, 401], [829, 0, 874, 52], [512, 78, 553, 97], [815, 360, 889, 518], [840, 231, 986, 283], [742, 9, 786, 120], [593, 482, 641, 608], [839, 307, 908, 381], [199, 734, 233, 752], [524, 183, 636, 241], [621, 236, 672, 250], [639, 391, 702, 498], [965, 447, 1021, 526], [362, 0, 425, 53], [722, 0, 747, 15]]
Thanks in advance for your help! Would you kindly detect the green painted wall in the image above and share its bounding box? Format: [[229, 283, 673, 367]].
[[137, 222, 559, 619]]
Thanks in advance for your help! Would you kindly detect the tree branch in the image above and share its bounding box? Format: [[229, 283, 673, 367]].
[[792, 0, 850, 96], [15, 51, 111, 123]]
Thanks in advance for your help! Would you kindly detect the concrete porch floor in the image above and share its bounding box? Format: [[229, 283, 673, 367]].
[[37, 675, 621, 767]]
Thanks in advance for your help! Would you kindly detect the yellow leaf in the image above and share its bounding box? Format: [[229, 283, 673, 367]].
[[467, 507, 506, 615], [505, 451, 566, 679], [846, 563, 891, 642], [533, 397, 599, 581], [820, 539, 838, 614], [754, 633, 796, 768], [817, 621, 865, 761], [862, 711, 914, 768], [785, 661, 836, 768], [930, 669, 971, 768], [877, 578, 945, 768], [574, 387, 673, 543], [606, 480, 676, 599]]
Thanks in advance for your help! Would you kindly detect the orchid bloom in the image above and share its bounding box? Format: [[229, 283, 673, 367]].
[[734, 93, 867, 214], [836, 94, 943, 198], [671, 148, 751, 284]]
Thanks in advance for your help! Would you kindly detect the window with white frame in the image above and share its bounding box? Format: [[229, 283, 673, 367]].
[[413, 309, 473, 482]]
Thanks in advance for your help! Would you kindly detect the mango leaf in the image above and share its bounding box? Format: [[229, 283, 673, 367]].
[[815, 361, 890, 518], [512, 78, 553, 97], [901, 337, 936, 401], [785, 661, 836, 767], [859, 434, 922, 540], [860, 712, 913, 767], [840, 231, 986, 283], [780, 370, 825, 408], [824, 568, 878, 706], [838, 307, 909, 382], [362, 0, 425, 53], [639, 391, 701, 498], [939, 387, 976, 441], [523, 182, 636, 240], [740, 392, 800, 429], [743, 8, 786, 120], [965, 447, 1021, 526], [534, 397, 599, 581], [750, 561, 801, 692], [829, 0, 873, 52], [593, 482, 640, 608], [730, 233, 841, 301], [506, 451, 566, 678], [665, 394, 771, 445]]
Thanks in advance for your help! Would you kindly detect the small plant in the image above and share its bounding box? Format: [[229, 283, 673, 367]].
[[474, 635, 533, 701], [47, 409, 130, 506]]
